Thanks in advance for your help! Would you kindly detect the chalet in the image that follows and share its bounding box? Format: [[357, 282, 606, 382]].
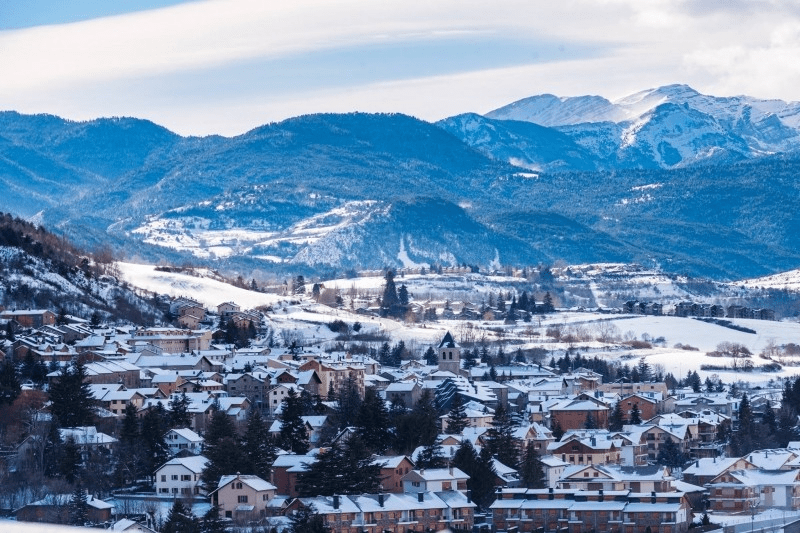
[[402, 467, 469, 493], [15, 493, 113, 525], [164, 428, 204, 456], [154, 455, 209, 497], [210, 474, 277, 521]]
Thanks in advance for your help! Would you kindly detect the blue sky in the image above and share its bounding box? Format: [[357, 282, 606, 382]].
[[2, 0, 800, 135]]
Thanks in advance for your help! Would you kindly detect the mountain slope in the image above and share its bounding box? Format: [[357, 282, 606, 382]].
[[3, 109, 800, 279]]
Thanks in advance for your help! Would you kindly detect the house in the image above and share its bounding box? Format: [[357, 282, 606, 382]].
[[549, 397, 610, 431], [548, 434, 621, 466], [682, 456, 753, 487], [707, 468, 800, 511], [210, 474, 277, 522], [297, 491, 475, 533], [15, 493, 114, 525], [401, 467, 469, 493], [164, 428, 204, 456], [491, 488, 692, 533], [271, 453, 315, 496], [374, 455, 415, 493], [0, 309, 56, 328], [384, 380, 422, 409], [154, 455, 209, 497]]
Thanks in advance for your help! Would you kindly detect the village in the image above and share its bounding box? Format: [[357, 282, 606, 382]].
[[0, 282, 798, 533]]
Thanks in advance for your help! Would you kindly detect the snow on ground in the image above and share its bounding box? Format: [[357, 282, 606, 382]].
[[117, 262, 281, 309], [743, 268, 800, 291]]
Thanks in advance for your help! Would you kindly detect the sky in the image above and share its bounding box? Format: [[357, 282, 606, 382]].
[[3, 0, 800, 136]]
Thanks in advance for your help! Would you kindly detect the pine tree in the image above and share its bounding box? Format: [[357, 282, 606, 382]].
[[356, 387, 392, 453], [289, 505, 330, 533], [162, 499, 200, 533], [551, 419, 565, 441], [242, 410, 277, 481], [463, 348, 478, 369], [139, 404, 170, 477], [452, 441, 496, 511], [279, 388, 310, 454], [519, 441, 546, 489], [380, 270, 400, 316], [731, 393, 756, 455], [200, 506, 227, 533], [202, 408, 246, 491], [542, 292, 554, 313], [296, 436, 381, 496], [0, 361, 21, 406], [398, 284, 409, 307], [629, 403, 642, 425], [69, 485, 89, 526], [445, 393, 470, 434], [416, 441, 447, 469], [656, 436, 685, 468], [169, 391, 192, 428], [423, 346, 437, 366], [584, 412, 598, 429], [60, 436, 83, 484], [485, 403, 520, 469], [609, 401, 625, 431], [49, 360, 95, 428]]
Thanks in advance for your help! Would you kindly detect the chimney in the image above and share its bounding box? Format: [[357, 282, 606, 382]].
[[591, 437, 596, 446], [378, 494, 384, 507], [466, 490, 472, 503], [418, 492, 424, 503], [333, 495, 340, 510], [599, 489, 604, 502], [651, 491, 657, 504], [449, 464, 453, 475], [549, 487, 554, 500]]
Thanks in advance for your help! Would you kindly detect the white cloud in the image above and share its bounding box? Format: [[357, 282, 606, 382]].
[[2, 0, 800, 134]]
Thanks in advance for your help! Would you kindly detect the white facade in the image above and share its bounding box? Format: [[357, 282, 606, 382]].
[[155, 456, 209, 497], [164, 428, 204, 456]]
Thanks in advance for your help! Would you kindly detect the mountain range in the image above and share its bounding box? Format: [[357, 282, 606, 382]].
[[3, 84, 800, 280]]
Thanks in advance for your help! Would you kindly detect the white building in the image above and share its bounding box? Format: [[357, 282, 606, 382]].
[[164, 428, 204, 456], [155, 455, 209, 497]]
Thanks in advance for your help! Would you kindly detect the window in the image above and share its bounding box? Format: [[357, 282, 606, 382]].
[[412, 481, 421, 487], [238, 495, 249, 503], [172, 475, 179, 480], [161, 475, 167, 482], [235, 482, 243, 489], [181, 475, 191, 481]]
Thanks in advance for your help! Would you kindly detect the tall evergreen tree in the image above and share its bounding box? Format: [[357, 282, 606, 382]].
[[49, 360, 95, 428], [445, 393, 470, 435], [423, 346, 438, 366], [452, 441, 496, 511], [629, 403, 642, 425], [355, 387, 392, 453], [296, 436, 381, 496], [289, 505, 330, 533], [584, 411, 598, 429], [242, 410, 277, 481], [139, 404, 170, 478], [415, 440, 448, 469], [69, 485, 89, 526], [731, 393, 756, 456], [380, 270, 400, 316], [656, 436, 685, 468], [485, 403, 520, 469], [200, 506, 227, 533], [162, 499, 200, 533], [519, 441, 546, 488], [0, 361, 21, 406], [169, 391, 192, 428], [609, 401, 626, 431], [60, 437, 83, 483], [202, 408, 246, 491], [279, 388, 310, 454]]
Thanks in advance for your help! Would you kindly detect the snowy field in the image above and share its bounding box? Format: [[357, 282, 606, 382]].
[[117, 263, 800, 385], [117, 262, 281, 309]]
